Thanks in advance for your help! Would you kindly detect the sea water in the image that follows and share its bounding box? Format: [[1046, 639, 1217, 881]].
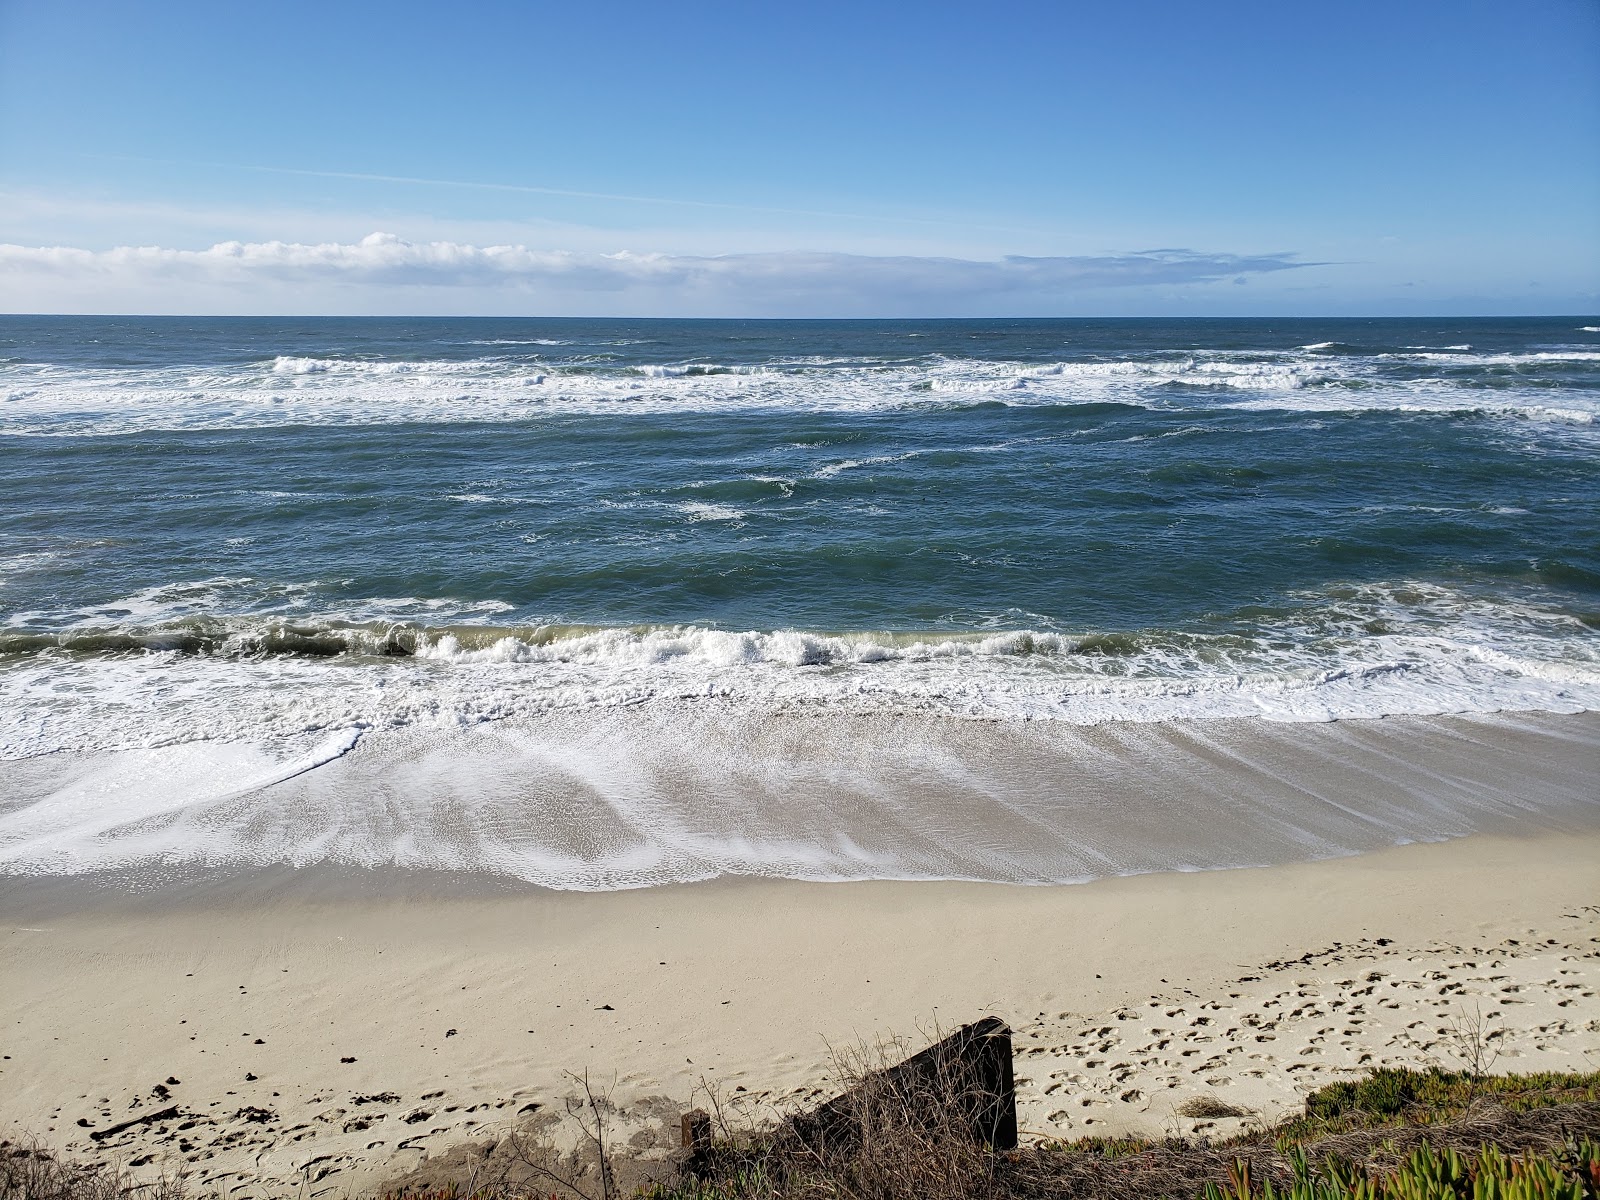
[[3, 316, 1598, 883]]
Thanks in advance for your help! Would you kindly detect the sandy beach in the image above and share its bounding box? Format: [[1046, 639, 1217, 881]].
[[5, 9, 1600, 1194], [3, 827, 1597, 1197]]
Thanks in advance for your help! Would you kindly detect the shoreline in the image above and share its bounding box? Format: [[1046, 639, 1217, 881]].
[[6, 709, 1599, 890], [3, 829, 1597, 1196]]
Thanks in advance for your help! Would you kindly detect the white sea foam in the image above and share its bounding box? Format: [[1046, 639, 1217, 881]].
[[1385, 350, 1600, 365], [674, 501, 746, 522], [2, 582, 1595, 765], [1521, 406, 1595, 425], [3, 578, 516, 633], [456, 338, 573, 346], [3, 343, 1595, 435], [811, 452, 921, 479], [634, 362, 763, 378], [0, 550, 66, 584], [0, 729, 361, 874], [1224, 394, 1599, 426], [1, 694, 1595, 886], [270, 355, 487, 376], [3, 576, 1596, 884], [947, 356, 1323, 393]]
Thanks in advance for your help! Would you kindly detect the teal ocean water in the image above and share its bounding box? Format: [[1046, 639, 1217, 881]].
[[2, 316, 1598, 884], [4, 314, 1600, 742]]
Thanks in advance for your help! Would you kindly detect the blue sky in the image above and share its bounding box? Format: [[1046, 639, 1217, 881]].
[[1, 0, 1597, 316]]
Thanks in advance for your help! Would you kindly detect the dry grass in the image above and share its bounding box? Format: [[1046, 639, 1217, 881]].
[[9, 1059, 1599, 1200], [647, 1063, 1600, 1200], [1176, 1098, 1251, 1121], [0, 1140, 189, 1200], [379, 1073, 678, 1200], [763, 1029, 1007, 1200]]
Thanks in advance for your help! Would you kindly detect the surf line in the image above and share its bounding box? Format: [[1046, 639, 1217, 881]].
[[0, 727, 369, 866], [211, 726, 366, 803]]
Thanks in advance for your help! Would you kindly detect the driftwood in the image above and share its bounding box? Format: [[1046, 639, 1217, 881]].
[[677, 1016, 1016, 1181], [791, 1016, 1017, 1154], [88, 1105, 181, 1143]]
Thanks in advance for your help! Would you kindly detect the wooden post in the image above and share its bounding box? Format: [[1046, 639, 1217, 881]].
[[681, 1107, 712, 1154]]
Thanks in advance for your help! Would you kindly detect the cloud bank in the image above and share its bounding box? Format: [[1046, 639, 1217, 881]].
[[0, 232, 1312, 316]]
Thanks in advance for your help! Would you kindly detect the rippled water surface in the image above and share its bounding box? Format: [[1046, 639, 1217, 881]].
[[2, 315, 1598, 757]]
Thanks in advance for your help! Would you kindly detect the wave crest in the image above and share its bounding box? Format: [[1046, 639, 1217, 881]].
[[3, 580, 1596, 761], [3, 341, 1595, 434]]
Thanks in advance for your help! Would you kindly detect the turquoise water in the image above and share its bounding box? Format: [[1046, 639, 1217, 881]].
[[2, 316, 1598, 759]]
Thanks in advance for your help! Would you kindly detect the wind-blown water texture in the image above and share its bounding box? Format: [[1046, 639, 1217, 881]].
[[3, 316, 1600, 762]]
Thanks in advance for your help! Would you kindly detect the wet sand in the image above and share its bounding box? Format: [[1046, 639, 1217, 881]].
[[6, 710, 1599, 889]]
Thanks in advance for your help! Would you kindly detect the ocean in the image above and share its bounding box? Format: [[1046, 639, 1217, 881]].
[[3, 315, 1598, 886]]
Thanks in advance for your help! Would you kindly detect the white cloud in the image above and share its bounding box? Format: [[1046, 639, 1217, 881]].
[[0, 231, 1313, 316]]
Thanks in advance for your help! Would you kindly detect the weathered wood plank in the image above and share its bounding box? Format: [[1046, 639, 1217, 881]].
[[791, 1016, 1017, 1153]]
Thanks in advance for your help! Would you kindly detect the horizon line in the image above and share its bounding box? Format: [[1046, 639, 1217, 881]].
[[3, 311, 1597, 321]]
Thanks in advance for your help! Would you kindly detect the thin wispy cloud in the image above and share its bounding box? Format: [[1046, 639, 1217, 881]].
[[82, 154, 1054, 236], [0, 232, 1313, 315]]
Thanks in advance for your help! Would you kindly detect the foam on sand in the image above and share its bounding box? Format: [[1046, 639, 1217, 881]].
[[2, 707, 1595, 887], [0, 730, 360, 874]]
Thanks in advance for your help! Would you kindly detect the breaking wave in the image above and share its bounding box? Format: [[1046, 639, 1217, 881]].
[[3, 581, 1596, 761], [1, 341, 1596, 435]]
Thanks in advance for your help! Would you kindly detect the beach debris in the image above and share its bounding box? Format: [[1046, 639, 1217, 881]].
[[1178, 1095, 1250, 1119], [681, 1108, 712, 1158], [89, 1104, 180, 1143], [791, 1016, 1017, 1153]]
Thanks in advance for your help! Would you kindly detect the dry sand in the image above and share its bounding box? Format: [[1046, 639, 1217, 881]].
[[2, 830, 1597, 1197]]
